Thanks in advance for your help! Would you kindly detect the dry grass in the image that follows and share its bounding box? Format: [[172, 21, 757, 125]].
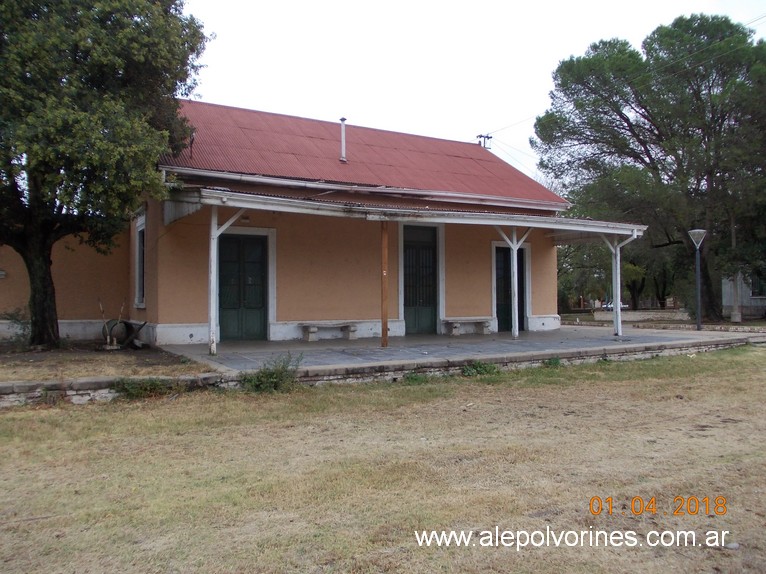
[[0, 341, 206, 382], [1, 346, 764, 573]]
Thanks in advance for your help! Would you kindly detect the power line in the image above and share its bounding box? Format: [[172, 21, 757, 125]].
[[492, 137, 538, 161], [489, 139, 539, 177], [488, 116, 535, 136]]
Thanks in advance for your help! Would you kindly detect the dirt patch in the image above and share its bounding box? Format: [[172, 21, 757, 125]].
[[0, 346, 764, 573], [0, 341, 207, 382]]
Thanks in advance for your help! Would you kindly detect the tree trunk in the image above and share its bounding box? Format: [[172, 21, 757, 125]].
[[653, 268, 670, 310], [730, 215, 742, 322], [627, 276, 645, 310], [701, 254, 722, 322], [19, 239, 60, 347]]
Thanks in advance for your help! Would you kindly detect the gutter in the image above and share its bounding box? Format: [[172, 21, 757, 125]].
[[180, 187, 646, 238], [159, 165, 570, 213]]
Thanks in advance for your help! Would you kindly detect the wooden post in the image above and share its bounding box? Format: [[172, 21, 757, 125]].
[[381, 220, 389, 348]]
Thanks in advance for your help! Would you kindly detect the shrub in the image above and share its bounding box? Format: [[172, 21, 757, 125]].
[[113, 378, 177, 400], [542, 357, 562, 368], [241, 352, 302, 393], [402, 372, 430, 385], [461, 360, 499, 377]]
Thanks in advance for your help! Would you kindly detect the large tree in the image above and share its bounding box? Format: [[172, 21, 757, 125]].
[[532, 14, 766, 320], [0, 0, 206, 346]]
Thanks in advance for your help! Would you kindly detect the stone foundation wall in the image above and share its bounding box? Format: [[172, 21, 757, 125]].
[[3, 337, 754, 407], [0, 373, 231, 408], [592, 310, 691, 322]]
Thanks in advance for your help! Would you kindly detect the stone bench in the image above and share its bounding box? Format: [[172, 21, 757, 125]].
[[443, 317, 492, 336], [299, 322, 359, 342]]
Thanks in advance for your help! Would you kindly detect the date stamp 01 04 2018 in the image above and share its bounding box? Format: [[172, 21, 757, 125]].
[[589, 496, 728, 517]]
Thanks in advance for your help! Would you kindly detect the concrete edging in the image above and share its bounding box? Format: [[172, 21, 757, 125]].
[[295, 335, 757, 384], [2, 333, 761, 407], [0, 373, 234, 408]]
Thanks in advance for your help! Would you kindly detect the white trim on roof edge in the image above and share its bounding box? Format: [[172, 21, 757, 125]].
[[160, 166, 570, 213], [169, 186, 646, 242]]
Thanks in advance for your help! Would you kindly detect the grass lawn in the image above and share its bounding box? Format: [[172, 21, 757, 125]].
[[1, 346, 764, 573]]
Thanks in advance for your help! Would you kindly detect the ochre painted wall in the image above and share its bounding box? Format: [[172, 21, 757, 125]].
[[444, 225, 494, 317], [0, 234, 129, 320], [155, 206, 210, 324], [443, 226, 559, 319], [142, 204, 400, 324], [0, 247, 29, 313], [277, 213, 399, 321], [0, 204, 559, 333], [527, 229, 558, 316]]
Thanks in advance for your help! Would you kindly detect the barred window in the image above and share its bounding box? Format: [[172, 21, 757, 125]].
[[752, 273, 766, 298]]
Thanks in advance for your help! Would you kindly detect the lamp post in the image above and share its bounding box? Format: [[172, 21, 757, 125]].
[[688, 229, 707, 331]]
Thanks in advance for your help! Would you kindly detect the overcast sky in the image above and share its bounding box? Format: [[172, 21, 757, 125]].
[[183, 0, 766, 178]]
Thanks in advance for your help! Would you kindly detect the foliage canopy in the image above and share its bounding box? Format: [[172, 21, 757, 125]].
[[0, 0, 207, 345], [533, 14, 766, 318]]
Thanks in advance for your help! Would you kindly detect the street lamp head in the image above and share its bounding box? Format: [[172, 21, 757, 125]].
[[688, 229, 707, 249]]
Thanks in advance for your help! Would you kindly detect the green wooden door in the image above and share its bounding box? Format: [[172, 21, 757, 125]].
[[404, 226, 437, 334], [495, 246, 525, 332], [219, 235, 267, 340]]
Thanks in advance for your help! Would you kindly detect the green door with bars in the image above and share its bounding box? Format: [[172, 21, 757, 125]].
[[219, 235, 267, 340], [403, 226, 438, 335]]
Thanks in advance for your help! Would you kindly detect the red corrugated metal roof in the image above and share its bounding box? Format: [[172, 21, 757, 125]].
[[161, 100, 568, 209]]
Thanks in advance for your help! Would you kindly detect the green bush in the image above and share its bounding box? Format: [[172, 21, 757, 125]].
[[241, 352, 302, 393], [542, 357, 562, 368], [461, 360, 499, 377], [402, 372, 431, 385], [113, 378, 176, 400]]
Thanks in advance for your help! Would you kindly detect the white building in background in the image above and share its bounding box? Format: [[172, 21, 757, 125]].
[[722, 273, 766, 320]]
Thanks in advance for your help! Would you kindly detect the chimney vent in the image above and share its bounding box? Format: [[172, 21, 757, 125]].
[[339, 117, 347, 163]]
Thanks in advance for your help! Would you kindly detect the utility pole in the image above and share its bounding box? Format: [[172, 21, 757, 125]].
[[476, 134, 493, 149]]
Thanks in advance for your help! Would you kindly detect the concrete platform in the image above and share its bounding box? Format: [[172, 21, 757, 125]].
[[164, 325, 766, 384]]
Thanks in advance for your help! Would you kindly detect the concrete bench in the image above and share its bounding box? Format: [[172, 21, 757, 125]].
[[443, 317, 492, 336], [299, 322, 358, 342]]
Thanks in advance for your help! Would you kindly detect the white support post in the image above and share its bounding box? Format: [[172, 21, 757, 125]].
[[495, 226, 532, 339], [208, 206, 247, 355], [510, 228, 519, 338], [601, 231, 639, 337], [381, 220, 389, 348], [613, 242, 622, 335], [209, 205, 219, 355]]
